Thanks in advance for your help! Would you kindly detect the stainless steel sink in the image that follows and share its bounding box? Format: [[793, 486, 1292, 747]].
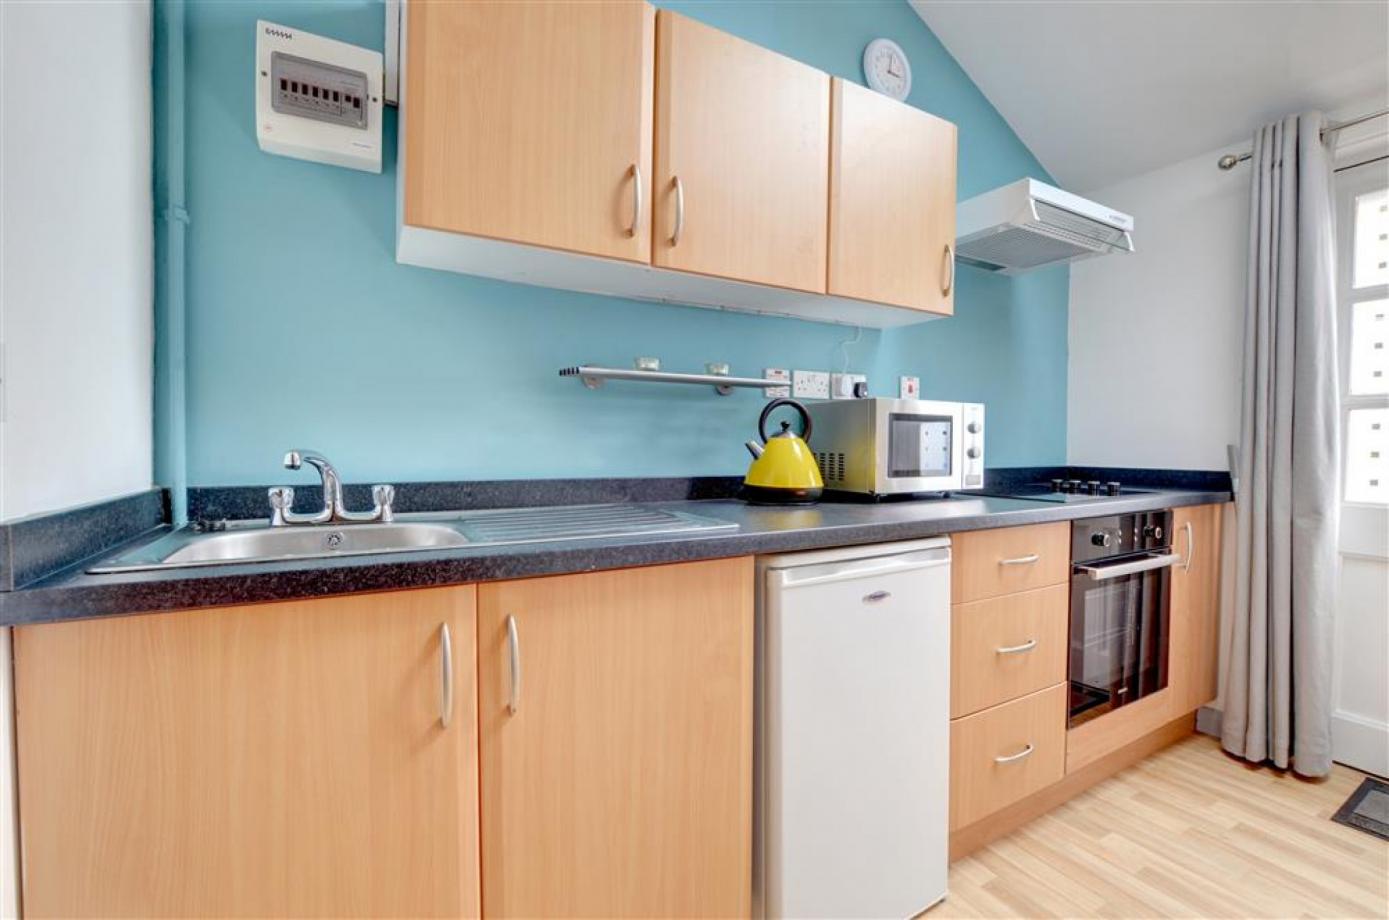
[[88, 504, 737, 573], [160, 522, 470, 565]]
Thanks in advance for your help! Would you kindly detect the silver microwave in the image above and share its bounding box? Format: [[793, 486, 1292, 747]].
[[805, 398, 985, 496]]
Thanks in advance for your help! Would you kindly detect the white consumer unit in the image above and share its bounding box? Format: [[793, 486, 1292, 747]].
[[255, 21, 383, 173], [956, 177, 1134, 273]]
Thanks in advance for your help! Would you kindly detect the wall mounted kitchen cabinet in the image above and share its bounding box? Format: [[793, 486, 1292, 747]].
[[651, 11, 829, 292], [396, 0, 955, 327], [829, 78, 957, 314], [402, 0, 654, 263], [13, 588, 480, 918], [476, 558, 753, 918]]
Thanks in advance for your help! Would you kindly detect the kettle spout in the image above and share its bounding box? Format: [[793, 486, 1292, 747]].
[[745, 440, 764, 459]]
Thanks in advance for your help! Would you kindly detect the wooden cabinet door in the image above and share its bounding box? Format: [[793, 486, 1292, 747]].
[[828, 78, 957, 314], [652, 11, 829, 292], [14, 587, 480, 919], [477, 558, 753, 918], [404, 0, 655, 263], [1169, 503, 1224, 715]]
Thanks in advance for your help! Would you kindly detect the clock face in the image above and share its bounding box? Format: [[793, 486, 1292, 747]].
[[863, 38, 911, 101]]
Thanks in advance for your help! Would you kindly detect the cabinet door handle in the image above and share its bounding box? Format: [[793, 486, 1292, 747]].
[[506, 615, 522, 715], [994, 743, 1034, 765], [439, 623, 454, 729], [942, 243, 955, 295], [863, 590, 892, 603], [628, 164, 643, 238], [670, 175, 685, 247], [999, 553, 1040, 566], [996, 638, 1038, 655], [1179, 521, 1194, 571]]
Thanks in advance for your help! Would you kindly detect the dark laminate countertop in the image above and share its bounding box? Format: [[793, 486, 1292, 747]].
[[0, 488, 1229, 626]]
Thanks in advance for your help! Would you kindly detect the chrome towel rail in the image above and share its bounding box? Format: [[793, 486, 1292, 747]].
[[560, 361, 781, 396]]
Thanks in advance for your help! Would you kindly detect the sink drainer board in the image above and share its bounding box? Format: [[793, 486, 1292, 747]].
[[458, 505, 733, 543], [88, 504, 737, 574]]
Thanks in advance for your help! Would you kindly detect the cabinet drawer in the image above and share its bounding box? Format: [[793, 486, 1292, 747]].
[[951, 522, 1070, 603], [949, 683, 1066, 830], [951, 584, 1068, 718]]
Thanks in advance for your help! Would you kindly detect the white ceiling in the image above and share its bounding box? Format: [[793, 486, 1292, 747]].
[[910, 0, 1389, 191]]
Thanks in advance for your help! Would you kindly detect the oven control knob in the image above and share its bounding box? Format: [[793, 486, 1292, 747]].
[[967, 421, 981, 433], [966, 447, 981, 459], [1091, 532, 1112, 547], [1143, 524, 1164, 540]]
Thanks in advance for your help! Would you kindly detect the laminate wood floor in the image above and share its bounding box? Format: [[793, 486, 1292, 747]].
[[932, 734, 1389, 919]]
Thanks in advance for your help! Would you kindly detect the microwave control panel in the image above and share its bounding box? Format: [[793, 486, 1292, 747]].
[[960, 403, 985, 489]]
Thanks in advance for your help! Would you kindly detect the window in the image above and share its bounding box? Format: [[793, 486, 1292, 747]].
[[1336, 162, 1389, 506]]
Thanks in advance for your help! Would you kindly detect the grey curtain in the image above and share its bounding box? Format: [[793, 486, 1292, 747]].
[[1222, 112, 1341, 777]]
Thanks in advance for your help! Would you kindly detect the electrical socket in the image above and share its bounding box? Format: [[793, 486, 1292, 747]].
[[763, 367, 790, 399], [899, 375, 920, 399], [830, 373, 867, 399], [792, 369, 830, 400]]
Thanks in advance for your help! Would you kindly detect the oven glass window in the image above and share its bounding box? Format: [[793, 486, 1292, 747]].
[[888, 414, 952, 478], [1068, 565, 1170, 727]]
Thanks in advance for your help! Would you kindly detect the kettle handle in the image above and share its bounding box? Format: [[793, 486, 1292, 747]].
[[758, 398, 813, 445]]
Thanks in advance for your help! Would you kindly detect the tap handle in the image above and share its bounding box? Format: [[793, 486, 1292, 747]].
[[372, 484, 396, 523], [268, 486, 295, 527]]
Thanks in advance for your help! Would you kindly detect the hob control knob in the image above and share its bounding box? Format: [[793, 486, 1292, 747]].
[[966, 422, 981, 433], [1087, 480, 1102, 494], [1106, 481, 1122, 495], [1051, 478, 1066, 493], [1091, 532, 1112, 547], [966, 447, 981, 459]]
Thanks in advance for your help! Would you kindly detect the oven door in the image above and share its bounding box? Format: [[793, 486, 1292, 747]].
[[1067, 551, 1176, 727], [872, 399, 963, 494]]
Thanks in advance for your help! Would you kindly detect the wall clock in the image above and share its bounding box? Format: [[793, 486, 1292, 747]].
[[862, 38, 911, 101]]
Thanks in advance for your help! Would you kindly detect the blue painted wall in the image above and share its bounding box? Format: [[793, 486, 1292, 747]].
[[159, 0, 1066, 488]]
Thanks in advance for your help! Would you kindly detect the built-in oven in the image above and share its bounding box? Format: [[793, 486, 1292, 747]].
[[1068, 510, 1176, 727], [805, 398, 985, 497]]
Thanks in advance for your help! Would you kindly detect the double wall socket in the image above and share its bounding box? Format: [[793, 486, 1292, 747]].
[[792, 370, 831, 400]]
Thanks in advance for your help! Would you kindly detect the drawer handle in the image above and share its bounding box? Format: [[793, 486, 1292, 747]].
[[996, 638, 1038, 655], [863, 590, 892, 603], [999, 553, 1040, 566], [994, 743, 1034, 765]]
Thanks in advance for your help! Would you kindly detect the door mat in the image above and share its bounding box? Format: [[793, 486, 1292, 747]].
[[1331, 777, 1389, 841]]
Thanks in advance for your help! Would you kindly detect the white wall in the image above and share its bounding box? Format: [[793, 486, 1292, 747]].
[[1067, 145, 1248, 470], [0, 0, 154, 523], [0, 4, 154, 917]]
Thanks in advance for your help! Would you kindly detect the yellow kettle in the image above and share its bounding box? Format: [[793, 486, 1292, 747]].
[[742, 398, 824, 505]]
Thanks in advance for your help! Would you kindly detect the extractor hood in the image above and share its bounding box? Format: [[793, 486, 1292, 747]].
[[955, 178, 1134, 274]]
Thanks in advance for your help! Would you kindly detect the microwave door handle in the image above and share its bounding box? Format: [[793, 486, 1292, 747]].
[[1075, 551, 1179, 581]]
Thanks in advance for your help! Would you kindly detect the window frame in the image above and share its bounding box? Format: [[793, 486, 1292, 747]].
[[1334, 157, 1389, 555], [1333, 161, 1389, 511]]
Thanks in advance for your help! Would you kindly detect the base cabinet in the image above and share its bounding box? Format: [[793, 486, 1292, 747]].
[[476, 557, 754, 918], [14, 587, 480, 919], [1169, 503, 1223, 715]]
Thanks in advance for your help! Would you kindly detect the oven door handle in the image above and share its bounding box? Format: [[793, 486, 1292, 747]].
[[1075, 551, 1178, 581]]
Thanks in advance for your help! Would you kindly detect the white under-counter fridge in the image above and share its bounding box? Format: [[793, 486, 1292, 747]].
[[755, 537, 951, 918]]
